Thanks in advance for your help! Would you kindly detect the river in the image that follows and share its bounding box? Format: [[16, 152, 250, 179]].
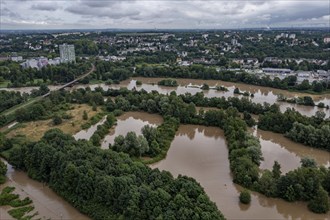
[[0, 160, 90, 220], [1, 77, 329, 117], [76, 77, 330, 117], [150, 125, 330, 220]]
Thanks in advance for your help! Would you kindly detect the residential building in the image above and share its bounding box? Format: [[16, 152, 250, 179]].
[[289, 34, 296, 39], [59, 44, 76, 63], [323, 37, 330, 44], [262, 68, 292, 74]]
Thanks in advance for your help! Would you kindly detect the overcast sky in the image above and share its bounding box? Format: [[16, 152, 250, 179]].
[[1, 0, 329, 29]]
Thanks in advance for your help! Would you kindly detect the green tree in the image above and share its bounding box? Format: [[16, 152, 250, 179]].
[[301, 157, 317, 168], [239, 190, 251, 204], [0, 160, 7, 176], [308, 186, 330, 213], [52, 115, 62, 125], [272, 161, 282, 179], [201, 83, 209, 90]]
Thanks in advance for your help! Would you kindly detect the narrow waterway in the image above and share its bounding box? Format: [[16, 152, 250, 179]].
[[0, 160, 90, 220], [150, 125, 330, 220], [101, 112, 163, 149], [74, 116, 107, 140]]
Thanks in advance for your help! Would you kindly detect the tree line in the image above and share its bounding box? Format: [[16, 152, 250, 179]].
[[0, 60, 90, 87], [135, 65, 329, 93]]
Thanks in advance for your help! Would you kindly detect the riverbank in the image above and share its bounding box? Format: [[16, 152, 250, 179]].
[[0, 159, 90, 220]]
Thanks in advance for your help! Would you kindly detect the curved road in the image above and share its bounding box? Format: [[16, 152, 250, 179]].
[[2, 63, 95, 116]]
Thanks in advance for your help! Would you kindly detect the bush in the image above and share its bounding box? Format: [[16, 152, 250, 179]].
[[52, 115, 62, 125], [201, 83, 209, 90], [82, 110, 88, 120], [8, 205, 34, 219], [239, 190, 251, 204], [234, 87, 240, 94]]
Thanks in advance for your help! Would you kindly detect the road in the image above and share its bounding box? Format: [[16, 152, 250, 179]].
[[2, 63, 95, 116]]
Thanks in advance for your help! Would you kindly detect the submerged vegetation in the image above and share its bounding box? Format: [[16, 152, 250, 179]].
[[0, 184, 37, 220]]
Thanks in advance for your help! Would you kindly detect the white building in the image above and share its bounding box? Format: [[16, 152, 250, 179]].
[[10, 56, 23, 62], [21, 59, 39, 69], [59, 44, 76, 63], [323, 37, 330, 44], [297, 71, 311, 78], [262, 68, 292, 74], [289, 34, 296, 39], [231, 38, 238, 46], [20, 57, 61, 70]]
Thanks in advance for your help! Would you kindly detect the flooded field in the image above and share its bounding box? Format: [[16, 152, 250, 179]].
[[101, 112, 163, 149], [150, 125, 329, 220], [0, 160, 90, 220]]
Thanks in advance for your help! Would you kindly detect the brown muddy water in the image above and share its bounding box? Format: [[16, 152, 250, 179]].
[[72, 77, 330, 118], [150, 125, 330, 220], [74, 116, 107, 140], [101, 112, 163, 149], [0, 160, 90, 220], [2, 77, 329, 117], [254, 128, 330, 173]]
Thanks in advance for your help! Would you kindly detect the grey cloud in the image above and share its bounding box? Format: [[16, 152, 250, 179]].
[[31, 3, 59, 11], [1, 0, 329, 29], [66, 3, 140, 19], [1, 7, 22, 18]]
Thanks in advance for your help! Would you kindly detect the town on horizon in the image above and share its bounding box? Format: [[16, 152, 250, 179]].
[[1, 1, 330, 220]]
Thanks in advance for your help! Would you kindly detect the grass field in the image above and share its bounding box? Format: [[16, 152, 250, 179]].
[[0, 80, 10, 88], [6, 104, 99, 141]]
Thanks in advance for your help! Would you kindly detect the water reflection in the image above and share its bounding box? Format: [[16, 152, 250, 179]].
[[73, 116, 107, 140], [150, 125, 329, 220], [101, 112, 163, 149], [1, 77, 329, 117], [254, 128, 330, 173]]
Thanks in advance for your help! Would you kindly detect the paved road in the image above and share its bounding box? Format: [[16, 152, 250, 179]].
[[2, 63, 95, 116]]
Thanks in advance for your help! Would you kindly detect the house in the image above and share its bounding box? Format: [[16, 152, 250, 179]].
[[289, 34, 296, 39], [262, 68, 292, 74], [297, 71, 310, 78], [323, 37, 330, 44], [317, 70, 330, 79]]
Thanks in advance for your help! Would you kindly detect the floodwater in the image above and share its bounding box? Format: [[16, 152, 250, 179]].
[[2, 77, 329, 117], [101, 112, 163, 149], [254, 128, 330, 173], [73, 77, 330, 117], [73, 116, 107, 140], [0, 85, 63, 94], [150, 125, 330, 220], [0, 160, 90, 220]]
